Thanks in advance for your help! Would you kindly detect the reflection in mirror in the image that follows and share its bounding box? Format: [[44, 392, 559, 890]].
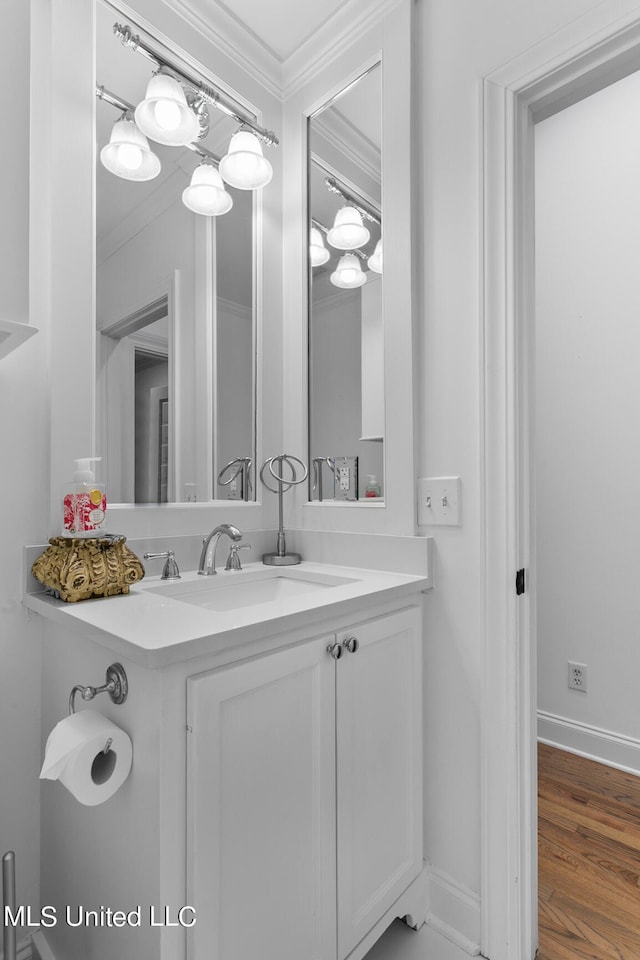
[[308, 63, 383, 503], [95, 0, 263, 504]]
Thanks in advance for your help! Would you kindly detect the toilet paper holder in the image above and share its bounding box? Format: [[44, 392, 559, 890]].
[[68, 662, 128, 736]]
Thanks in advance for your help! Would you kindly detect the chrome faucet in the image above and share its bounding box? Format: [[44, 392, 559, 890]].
[[198, 523, 243, 576]]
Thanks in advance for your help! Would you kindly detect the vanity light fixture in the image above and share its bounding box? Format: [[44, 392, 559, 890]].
[[310, 225, 330, 266], [330, 253, 367, 289], [100, 113, 161, 181], [113, 23, 278, 191], [182, 160, 233, 216], [134, 70, 200, 146], [367, 238, 383, 274], [219, 130, 273, 190], [327, 206, 370, 251]]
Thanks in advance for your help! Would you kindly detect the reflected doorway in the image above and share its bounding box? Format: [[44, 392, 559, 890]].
[[134, 350, 169, 503]]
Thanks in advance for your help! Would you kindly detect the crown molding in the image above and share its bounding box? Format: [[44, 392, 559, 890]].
[[282, 0, 402, 99], [158, 0, 402, 104], [159, 0, 283, 99]]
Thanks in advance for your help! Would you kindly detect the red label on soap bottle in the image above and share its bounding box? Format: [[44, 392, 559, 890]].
[[63, 490, 107, 534]]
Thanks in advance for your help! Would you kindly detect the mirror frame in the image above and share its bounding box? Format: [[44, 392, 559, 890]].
[[282, 0, 417, 536], [34, 0, 284, 538]]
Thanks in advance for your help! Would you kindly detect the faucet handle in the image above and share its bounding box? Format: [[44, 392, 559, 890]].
[[225, 542, 251, 571], [143, 550, 181, 581]]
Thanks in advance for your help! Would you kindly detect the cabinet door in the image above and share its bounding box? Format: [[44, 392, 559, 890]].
[[336, 606, 423, 957], [187, 636, 336, 960]]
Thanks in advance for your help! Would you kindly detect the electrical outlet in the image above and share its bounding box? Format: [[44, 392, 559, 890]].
[[333, 456, 358, 501], [568, 661, 588, 692]]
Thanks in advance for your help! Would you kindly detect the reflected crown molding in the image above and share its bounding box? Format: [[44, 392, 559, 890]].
[[97, 165, 186, 263], [159, 0, 403, 101], [313, 113, 381, 189]]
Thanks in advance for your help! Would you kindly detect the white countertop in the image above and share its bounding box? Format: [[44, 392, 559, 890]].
[[24, 561, 430, 668]]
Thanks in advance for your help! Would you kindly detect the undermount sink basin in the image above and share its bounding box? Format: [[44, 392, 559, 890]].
[[146, 568, 357, 613]]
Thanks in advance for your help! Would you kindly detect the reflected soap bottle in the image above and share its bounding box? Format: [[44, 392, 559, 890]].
[[62, 458, 107, 538], [365, 475, 381, 498]]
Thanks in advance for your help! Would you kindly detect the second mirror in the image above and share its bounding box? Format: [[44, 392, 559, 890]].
[[308, 62, 384, 503]]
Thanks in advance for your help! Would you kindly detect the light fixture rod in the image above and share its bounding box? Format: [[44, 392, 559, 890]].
[[113, 22, 279, 147], [96, 84, 134, 115], [324, 177, 381, 225], [184, 141, 222, 167]]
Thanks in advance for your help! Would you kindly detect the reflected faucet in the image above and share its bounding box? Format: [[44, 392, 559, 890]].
[[198, 523, 243, 576]]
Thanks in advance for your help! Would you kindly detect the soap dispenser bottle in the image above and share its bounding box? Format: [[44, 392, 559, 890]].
[[62, 457, 107, 537]]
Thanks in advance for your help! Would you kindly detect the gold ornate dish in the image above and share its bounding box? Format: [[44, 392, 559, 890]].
[[32, 534, 144, 603]]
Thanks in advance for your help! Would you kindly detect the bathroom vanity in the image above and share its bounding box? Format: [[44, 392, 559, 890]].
[[26, 560, 430, 960], [29, 0, 425, 954]]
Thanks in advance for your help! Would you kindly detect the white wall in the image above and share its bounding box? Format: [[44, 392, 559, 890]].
[[309, 286, 383, 499], [416, 0, 606, 909], [0, 0, 46, 932], [535, 70, 640, 755]]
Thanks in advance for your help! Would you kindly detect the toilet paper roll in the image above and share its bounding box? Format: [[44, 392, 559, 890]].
[[40, 710, 133, 806]]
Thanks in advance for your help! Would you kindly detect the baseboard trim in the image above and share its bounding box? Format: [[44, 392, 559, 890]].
[[538, 710, 640, 776], [30, 931, 56, 960], [425, 865, 481, 956], [0, 934, 33, 960]]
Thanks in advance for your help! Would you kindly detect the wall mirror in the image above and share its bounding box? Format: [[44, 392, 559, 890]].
[[307, 63, 384, 503], [95, 0, 261, 505]]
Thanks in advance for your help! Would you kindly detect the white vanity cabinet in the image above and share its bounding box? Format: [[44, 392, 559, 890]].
[[186, 604, 423, 960], [29, 557, 431, 960]]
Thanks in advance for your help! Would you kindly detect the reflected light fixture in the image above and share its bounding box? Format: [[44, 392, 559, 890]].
[[182, 161, 233, 216], [367, 239, 383, 274], [135, 71, 199, 146], [330, 253, 367, 289], [100, 115, 161, 181], [219, 130, 273, 190], [327, 206, 370, 250], [310, 226, 330, 266]]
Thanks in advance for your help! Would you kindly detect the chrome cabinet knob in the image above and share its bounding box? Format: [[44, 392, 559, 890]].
[[342, 636, 359, 654], [327, 641, 343, 660]]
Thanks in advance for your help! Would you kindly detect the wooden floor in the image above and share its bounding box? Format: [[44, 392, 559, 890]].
[[538, 743, 640, 960]]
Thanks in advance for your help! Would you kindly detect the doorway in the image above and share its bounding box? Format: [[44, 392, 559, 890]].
[[482, 10, 640, 960], [534, 68, 640, 954]]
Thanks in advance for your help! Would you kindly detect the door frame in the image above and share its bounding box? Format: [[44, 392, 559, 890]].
[[481, 5, 640, 959]]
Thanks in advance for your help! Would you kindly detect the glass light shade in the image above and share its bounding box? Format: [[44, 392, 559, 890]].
[[100, 118, 161, 181], [367, 238, 383, 274], [182, 162, 233, 216], [134, 73, 199, 146], [327, 206, 370, 250], [219, 130, 273, 190], [330, 253, 367, 289], [310, 226, 330, 266]]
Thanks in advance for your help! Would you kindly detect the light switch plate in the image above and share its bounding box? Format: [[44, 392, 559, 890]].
[[417, 477, 461, 526]]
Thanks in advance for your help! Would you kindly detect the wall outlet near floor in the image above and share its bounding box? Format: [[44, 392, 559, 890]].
[[568, 661, 588, 692]]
